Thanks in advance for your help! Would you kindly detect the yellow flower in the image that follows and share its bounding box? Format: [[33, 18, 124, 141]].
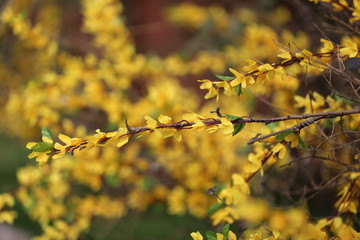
[[278, 49, 292, 62], [25, 142, 37, 150], [199, 79, 213, 90], [216, 233, 224, 240], [246, 152, 263, 176], [158, 114, 172, 124], [117, 135, 130, 148], [144, 115, 157, 130], [228, 231, 237, 240], [0, 211, 17, 224], [186, 191, 208, 217], [26, 142, 52, 165], [340, 38, 358, 57], [242, 59, 258, 72], [53, 142, 66, 159], [192, 121, 206, 131], [182, 112, 204, 122], [112, 128, 129, 147], [199, 79, 220, 99], [229, 68, 255, 88], [295, 49, 314, 66], [167, 3, 207, 29], [58, 133, 82, 146], [228, 68, 244, 87], [168, 186, 186, 215], [330, 0, 348, 11], [272, 143, 287, 159], [211, 206, 236, 225], [0, 194, 15, 209], [285, 132, 299, 148], [320, 38, 334, 53], [351, 0, 360, 22], [258, 63, 274, 72], [205, 125, 219, 133], [190, 231, 203, 240], [294, 92, 325, 112], [219, 117, 234, 135], [232, 173, 250, 195], [215, 81, 232, 96], [105, 131, 118, 138], [205, 87, 219, 100]]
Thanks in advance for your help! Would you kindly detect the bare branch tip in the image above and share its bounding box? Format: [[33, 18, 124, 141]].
[[125, 118, 136, 132], [210, 107, 223, 118]]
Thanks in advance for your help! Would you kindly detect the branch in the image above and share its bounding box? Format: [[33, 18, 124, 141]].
[[247, 109, 360, 144], [123, 109, 360, 138], [247, 116, 324, 144], [31, 109, 360, 163], [245, 151, 274, 182]]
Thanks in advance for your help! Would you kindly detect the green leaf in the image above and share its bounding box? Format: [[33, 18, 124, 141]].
[[216, 183, 226, 191], [143, 176, 155, 190], [215, 74, 235, 82], [275, 130, 294, 141], [205, 231, 217, 240], [297, 134, 307, 149], [334, 94, 353, 104], [323, 118, 334, 129], [105, 174, 121, 187], [234, 84, 242, 96], [222, 224, 230, 239], [224, 114, 242, 121], [224, 114, 245, 136], [207, 202, 224, 214], [215, 74, 241, 95], [41, 127, 53, 141], [266, 122, 277, 130], [233, 123, 245, 136], [18, 10, 28, 19], [31, 142, 54, 152]]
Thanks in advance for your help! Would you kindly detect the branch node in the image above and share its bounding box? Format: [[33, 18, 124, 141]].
[[125, 119, 136, 132], [210, 107, 224, 118]]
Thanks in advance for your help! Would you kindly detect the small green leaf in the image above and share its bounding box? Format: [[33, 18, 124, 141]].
[[297, 134, 307, 149], [222, 224, 230, 239], [233, 123, 245, 136], [234, 84, 242, 96], [266, 122, 277, 130], [207, 202, 224, 214], [216, 183, 226, 191], [143, 176, 155, 190], [215, 74, 242, 95], [224, 114, 245, 136], [18, 10, 28, 19], [105, 174, 121, 187], [215, 74, 235, 82], [323, 118, 334, 129], [205, 231, 217, 240], [224, 114, 242, 121], [31, 142, 54, 152], [41, 127, 53, 141], [275, 130, 294, 141], [334, 94, 353, 104]]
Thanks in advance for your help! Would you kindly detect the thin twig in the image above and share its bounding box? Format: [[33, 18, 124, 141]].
[[247, 116, 324, 144], [290, 169, 350, 207], [245, 151, 274, 182], [247, 109, 360, 144], [316, 130, 360, 149], [280, 155, 352, 169]]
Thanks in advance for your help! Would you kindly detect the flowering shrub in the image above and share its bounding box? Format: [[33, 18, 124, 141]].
[[0, 0, 360, 239]]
